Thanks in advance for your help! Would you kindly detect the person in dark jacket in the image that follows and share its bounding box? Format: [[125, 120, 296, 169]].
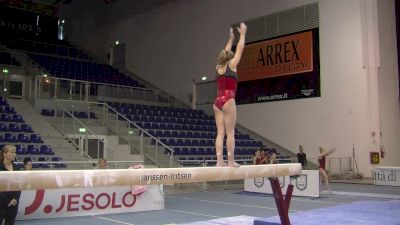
[[0, 145, 21, 225], [297, 145, 307, 168]]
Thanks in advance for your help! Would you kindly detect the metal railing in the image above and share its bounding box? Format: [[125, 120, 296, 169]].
[[53, 99, 176, 168], [307, 157, 352, 178], [51, 100, 118, 162], [15, 160, 145, 170]]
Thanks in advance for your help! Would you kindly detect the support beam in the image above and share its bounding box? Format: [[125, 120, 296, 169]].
[[0, 164, 302, 191]]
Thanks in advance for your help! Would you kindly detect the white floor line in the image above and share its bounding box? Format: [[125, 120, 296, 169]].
[[93, 215, 136, 225], [331, 184, 400, 192], [331, 191, 400, 199], [165, 209, 221, 219], [192, 191, 342, 205], [166, 196, 300, 212]]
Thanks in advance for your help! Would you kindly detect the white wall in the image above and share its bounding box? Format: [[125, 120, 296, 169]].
[[61, 0, 400, 176], [376, 0, 400, 167]]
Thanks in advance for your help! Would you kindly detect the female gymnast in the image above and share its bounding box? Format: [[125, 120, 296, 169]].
[[214, 22, 247, 167], [318, 146, 336, 192]]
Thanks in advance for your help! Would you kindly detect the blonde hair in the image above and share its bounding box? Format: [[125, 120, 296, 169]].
[[217, 50, 234, 65], [0, 145, 16, 162]]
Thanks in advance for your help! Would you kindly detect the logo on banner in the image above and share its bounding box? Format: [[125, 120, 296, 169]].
[[24, 189, 139, 216], [296, 174, 308, 191], [301, 89, 314, 96], [254, 178, 265, 188], [278, 177, 285, 188]]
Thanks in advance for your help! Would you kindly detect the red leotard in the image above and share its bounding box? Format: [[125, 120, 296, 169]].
[[319, 156, 326, 169], [254, 157, 262, 165], [214, 66, 237, 110]]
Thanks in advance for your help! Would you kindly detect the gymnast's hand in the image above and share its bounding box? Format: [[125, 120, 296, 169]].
[[229, 27, 234, 39], [8, 199, 17, 207], [237, 22, 247, 35]]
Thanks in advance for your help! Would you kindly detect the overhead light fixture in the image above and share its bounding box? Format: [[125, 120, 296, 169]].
[[115, 41, 119, 45], [201, 76, 207, 81]]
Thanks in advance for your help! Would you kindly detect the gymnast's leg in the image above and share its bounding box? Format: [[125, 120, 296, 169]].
[[213, 104, 226, 167], [223, 99, 239, 167]]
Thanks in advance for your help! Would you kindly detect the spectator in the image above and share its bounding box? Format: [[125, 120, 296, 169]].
[[22, 157, 33, 171], [269, 152, 277, 164], [97, 158, 108, 169], [260, 150, 268, 164], [253, 150, 262, 165], [0, 145, 21, 225], [297, 145, 307, 168]]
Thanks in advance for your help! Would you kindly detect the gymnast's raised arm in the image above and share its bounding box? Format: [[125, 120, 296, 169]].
[[229, 22, 247, 70]]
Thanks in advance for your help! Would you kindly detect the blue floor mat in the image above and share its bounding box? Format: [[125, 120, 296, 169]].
[[256, 200, 400, 225], [181, 200, 400, 225]]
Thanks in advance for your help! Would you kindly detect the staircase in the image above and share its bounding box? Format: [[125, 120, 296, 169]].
[[89, 103, 180, 168], [7, 99, 86, 163]]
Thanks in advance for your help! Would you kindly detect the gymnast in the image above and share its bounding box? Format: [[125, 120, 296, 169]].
[[214, 22, 247, 167], [318, 146, 336, 192]]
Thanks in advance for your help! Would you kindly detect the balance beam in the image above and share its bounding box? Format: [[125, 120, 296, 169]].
[[0, 163, 301, 192]]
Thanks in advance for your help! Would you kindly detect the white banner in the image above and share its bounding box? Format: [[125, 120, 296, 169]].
[[17, 185, 164, 220], [244, 170, 320, 197], [373, 167, 400, 186]]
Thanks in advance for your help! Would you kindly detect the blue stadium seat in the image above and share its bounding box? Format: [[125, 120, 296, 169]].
[[15, 145, 26, 155], [40, 145, 55, 155], [0, 123, 7, 132], [27, 145, 40, 155], [4, 106, 16, 114], [21, 124, 34, 133], [30, 134, 44, 143], [17, 133, 30, 143], [4, 133, 16, 142], [8, 123, 20, 132], [12, 115, 24, 123], [0, 114, 11, 122]]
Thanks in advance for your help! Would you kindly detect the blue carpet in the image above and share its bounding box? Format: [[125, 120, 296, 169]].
[[180, 200, 400, 225], [255, 200, 400, 225]]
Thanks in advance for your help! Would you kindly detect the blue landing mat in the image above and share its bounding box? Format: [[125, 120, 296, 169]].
[[180, 200, 400, 225], [255, 200, 400, 225]]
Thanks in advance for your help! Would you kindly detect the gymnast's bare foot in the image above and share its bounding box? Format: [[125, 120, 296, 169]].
[[216, 161, 227, 167], [227, 160, 240, 167]]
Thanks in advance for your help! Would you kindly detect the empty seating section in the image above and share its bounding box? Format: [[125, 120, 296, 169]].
[[30, 54, 142, 87], [107, 102, 264, 165], [0, 36, 144, 88], [41, 108, 97, 119], [0, 51, 21, 66], [0, 37, 90, 60], [0, 96, 65, 169]]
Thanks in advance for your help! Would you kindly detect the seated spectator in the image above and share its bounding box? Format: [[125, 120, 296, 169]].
[[97, 158, 108, 169], [260, 150, 268, 164], [22, 158, 33, 170], [253, 150, 262, 165], [269, 153, 277, 164]]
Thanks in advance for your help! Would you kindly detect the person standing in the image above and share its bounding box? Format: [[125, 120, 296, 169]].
[[318, 146, 335, 192], [214, 22, 247, 167], [0, 145, 21, 225], [297, 145, 307, 168]]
